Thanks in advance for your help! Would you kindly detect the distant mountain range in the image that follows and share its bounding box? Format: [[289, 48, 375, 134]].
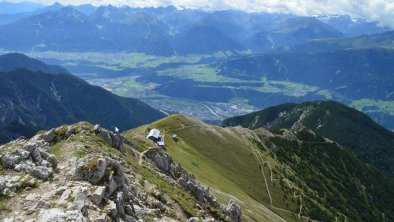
[[0, 53, 165, 143], [213, 47, 394, 129], [0, 3, 390, 55], [223, 101, 394, 178], [284, 30, 394, 53]]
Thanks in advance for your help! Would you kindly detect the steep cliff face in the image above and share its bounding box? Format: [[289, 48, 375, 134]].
[[0, 122, 240, 222]]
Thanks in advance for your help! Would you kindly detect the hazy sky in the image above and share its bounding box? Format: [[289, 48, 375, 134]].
[[5, 0, 394, 27]]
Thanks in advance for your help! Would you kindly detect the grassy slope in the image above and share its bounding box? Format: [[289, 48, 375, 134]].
[[125, 114, 394, 222], [125, 115, 300, 222]]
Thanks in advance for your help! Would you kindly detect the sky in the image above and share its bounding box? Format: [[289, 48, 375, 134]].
[[4, 0, 394, 27]]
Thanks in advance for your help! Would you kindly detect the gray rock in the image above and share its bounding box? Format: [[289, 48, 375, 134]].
[[25, 193, 40, 201], [125, 204, 134, 216], [35, 200, 51, 209], [0, 176, 6, 191], [65, 126, 76, 138], [23, 142, 42, 163], [42, 129, 55, 143], [14, 163, 30, 173], [26, 208, 36, 215], [90, 186, 106, 206], [80, 158, 107, 185], [46, 154, 58, 167], [225, 199, 242, 222], [106, 199, 117, 218], [93, 127, 125, 152], [71, 186, 88, 211], [15, 149, 30, 159], [40, 160, 49, 167], [2, 188, 15, 196], [38, 208, 87, 222], [108, 175, 118, 197], [98, 130, 113, 147], [116, 191, 126, 217], [89, 213, 108, 222], [55, 186, 67, 196], [1, 154, 21, 168], [31, 166, 52, 180], [111, 133, 125, 153], [144, 149, 180, 177]]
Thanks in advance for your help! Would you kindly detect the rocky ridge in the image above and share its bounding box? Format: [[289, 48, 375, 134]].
[[0, 122, 242, 222]]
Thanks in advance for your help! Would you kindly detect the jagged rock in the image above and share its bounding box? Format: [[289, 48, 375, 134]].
[[57, 188, 73, 208], [26, 208, 36, 215], [99, 130, 113, 147], [15, 149, 30, 159], [38, 208, 87, 222], [35, 199, 51, 209], [80, 157, 108, 184], [144, 149, 181, 178], [133, 205, 150, 218], [90, 186, 106, 206], [1, 154, 21, 168], [125, 204, 134, 216], [2, 188, 15, 196], [41, 159, 49, 167], [42, 129, 55, 143], [178, 173, 212, 203], [46, 154, 58, 167], [107, 175, 117, 196], [93, 126, 125, 153], [31, 166, 52, 180], [145, 149, 218, 206], [71, 186, 89, 211], [116, 192, 126, 217], [225, 199, 242, 222], [55, 186, 67, 195], [14, 163, 30, 173], [64, 126, 73, 138], [23, 142, 42, 163], [105, 199, 118, 218], [0, 176, 6, 191]]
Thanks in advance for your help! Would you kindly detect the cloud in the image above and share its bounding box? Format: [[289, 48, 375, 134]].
[[6, 0, 394, 27]]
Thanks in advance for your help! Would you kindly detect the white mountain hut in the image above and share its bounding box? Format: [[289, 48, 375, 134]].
[[147, 128, 165, 147]]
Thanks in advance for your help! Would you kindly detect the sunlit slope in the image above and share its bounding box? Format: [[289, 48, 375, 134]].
[[125, 115, 299, 222], [125, 114, 394, 222]]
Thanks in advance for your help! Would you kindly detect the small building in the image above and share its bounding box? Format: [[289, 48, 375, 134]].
[[147, 129, 161, 141], [157, 140, 165, 147], [172, 134, 178, 142], [147, 128, 165, 148]]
